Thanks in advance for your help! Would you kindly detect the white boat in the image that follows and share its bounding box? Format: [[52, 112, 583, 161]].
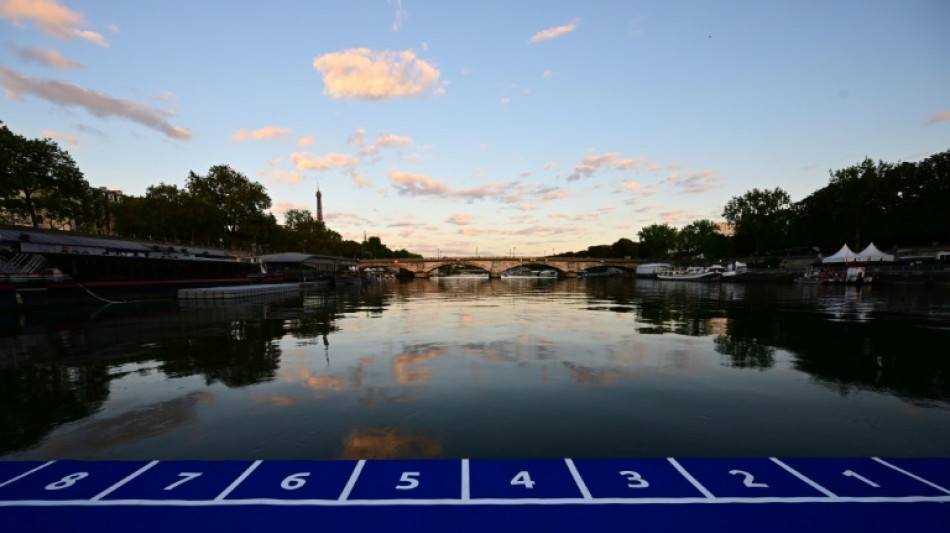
[[501, 268, 557, 279], [656, 266, 722, 281], [636, 263, 672, 277]]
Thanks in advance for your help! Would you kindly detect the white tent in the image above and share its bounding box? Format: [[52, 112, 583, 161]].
[[856, 242, 894, 262], [822, 244, 858, 263]]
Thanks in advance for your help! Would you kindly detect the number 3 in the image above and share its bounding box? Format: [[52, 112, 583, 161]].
[[619, 470, 649, 489]]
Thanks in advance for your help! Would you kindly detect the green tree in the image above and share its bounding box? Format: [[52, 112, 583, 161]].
[[186, 165, 271, 248], [0, 124, 88, 227], [722, 187, 791, 255], [637, 223, 679, 258], [679, 219, 725, 259], [610, 237, 638, 258]]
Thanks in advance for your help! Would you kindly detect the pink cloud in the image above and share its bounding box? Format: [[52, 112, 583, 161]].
[[0, 67, 191, 139], [313, 48, 442, 100], [446, 214, 473, 225], [388, 171, 450, 196], [260, 169, 304, 186], [290, 151, 357, 171], [528, 18, 580, 44], [231, 126, 291, 142], [13, 46, 82, 69], [0, 0, 107, 46], [667, 169, 722, 194], [929, 110, 950, 124]]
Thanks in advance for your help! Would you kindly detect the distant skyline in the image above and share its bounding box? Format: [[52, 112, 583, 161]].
[[2, 0, 948, 256]]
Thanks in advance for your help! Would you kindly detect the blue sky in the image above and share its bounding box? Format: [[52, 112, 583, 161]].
[[2, 0, 948, 256]]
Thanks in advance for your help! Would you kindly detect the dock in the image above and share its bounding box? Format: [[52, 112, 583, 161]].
[[178, 283, 301, 300]]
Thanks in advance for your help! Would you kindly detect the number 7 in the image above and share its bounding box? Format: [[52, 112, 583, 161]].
[[164, 472, 203, 491]]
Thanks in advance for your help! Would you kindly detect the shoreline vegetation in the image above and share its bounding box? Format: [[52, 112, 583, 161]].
[[2, 122, 947, 264]]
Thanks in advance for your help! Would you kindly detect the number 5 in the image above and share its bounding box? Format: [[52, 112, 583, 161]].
[[396, 471, 420, 490]]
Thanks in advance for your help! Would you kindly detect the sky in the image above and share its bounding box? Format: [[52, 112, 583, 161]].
[[1, 0, 948, 257]]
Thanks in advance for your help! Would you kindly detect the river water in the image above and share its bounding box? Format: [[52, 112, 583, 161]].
[[2, 278, 948, 461]]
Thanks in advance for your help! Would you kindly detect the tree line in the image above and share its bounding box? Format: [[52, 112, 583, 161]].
[[559, 149, 949, 261], [3, 123, 946, 261], [0, 123, 419, 259]]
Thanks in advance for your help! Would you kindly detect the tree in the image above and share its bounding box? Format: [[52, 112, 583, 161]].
[[637, 224, 679, 259], [186, 165, 271, 248], [679, 219, 725, 258], [0, 124, 88, 227], [722, 187, 791, 255]]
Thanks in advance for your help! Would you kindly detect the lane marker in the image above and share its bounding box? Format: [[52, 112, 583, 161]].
[[873, 457, 950, 495], [338, 460, 365, 501], [564, 458, 592, 500], [667, 458, 715, 499], [4, 495, 950, 507], [215, 461, 262, 501], [0, 461, 55, 489], [461, 459, 470, 501], [770, 458, 837, 498], [91, 461, 159, 501]]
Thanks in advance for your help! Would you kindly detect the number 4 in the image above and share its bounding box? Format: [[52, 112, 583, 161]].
[[511, 471, 535, 489]]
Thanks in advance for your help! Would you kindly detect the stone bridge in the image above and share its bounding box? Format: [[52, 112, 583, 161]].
[[358, 257, 646, 278]]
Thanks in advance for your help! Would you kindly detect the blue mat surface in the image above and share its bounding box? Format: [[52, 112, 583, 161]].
[[2, 457, 948, 531]]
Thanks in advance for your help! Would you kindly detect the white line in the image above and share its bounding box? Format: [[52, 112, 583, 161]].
[[3, 495, 950, 507], [770, 458, 837, 498], [337, 460, 365, 501], [564, 458, 592, 500], [0, 461, 55, 489], [873, 457, 950, 495], [461, 459, 470, 501], [667, 458, 715, 499], [91, 461, 159, 501], [214, 461, 262, 501]]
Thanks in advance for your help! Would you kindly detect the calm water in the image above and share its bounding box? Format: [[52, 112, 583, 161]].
[[2, 278, 949, 461]]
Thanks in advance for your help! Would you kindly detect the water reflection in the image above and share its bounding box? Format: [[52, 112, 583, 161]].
[[1, 279, 948, 459]]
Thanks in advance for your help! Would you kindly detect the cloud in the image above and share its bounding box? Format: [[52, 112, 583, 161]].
[[352, 173, 373, 188], [347, 127, 366, 145], [929, 110, 950, 124], [313, 48, 442, 100], [375, 133, 412, 148], [542, 70, 553, 79], [528, 18, 579, 44], [391, 0, 407, 31], [666, 169, 722, 194], [0, 67, 191, 139], [290, 151, 357, 171], [295, 136, 315, 147], [270, 201, 311, 216], [359, 132, 413, 156], [388, 171, 451, 196], [230, 126, 291, 142], [568, 152, 652, 181], [12, 46, 82, 69], [260, 168, 304, 186], [0, 0, 107, 46], [41, 129, 79, 147], [446, 214, 473, 225], [268, 157, 283, 166], [543, 161, 555, 170]]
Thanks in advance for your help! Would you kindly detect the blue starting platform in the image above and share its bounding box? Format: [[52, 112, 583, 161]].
[[1, 457, 948, 532]]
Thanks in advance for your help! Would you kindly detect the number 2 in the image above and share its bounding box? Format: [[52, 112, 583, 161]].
[[729, 470, 768, 488]]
